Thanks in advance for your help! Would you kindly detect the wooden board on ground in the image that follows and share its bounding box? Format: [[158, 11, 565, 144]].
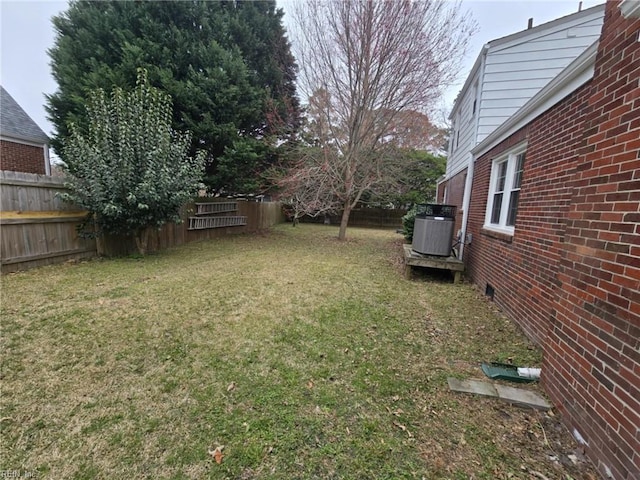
[[447, 377, 551, 410]]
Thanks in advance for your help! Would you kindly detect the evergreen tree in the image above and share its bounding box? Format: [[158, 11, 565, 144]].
[[47, 0, 299, 193]]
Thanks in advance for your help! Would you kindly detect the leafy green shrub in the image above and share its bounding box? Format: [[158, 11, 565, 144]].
[[402, 205, 419, 242], [60, 69, 205, 255]]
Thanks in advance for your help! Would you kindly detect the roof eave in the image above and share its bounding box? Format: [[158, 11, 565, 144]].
[[1, 133, 50, 146], [448, 3, 605, 120], [449, 44, 489, 119], [488, 3, 605, 49]]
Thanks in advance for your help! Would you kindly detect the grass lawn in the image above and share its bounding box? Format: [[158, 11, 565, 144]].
[[1, 224, 597, 479]]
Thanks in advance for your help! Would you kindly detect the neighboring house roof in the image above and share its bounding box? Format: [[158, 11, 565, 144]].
[[471, 39, 599, 158], [449, 3, 606, 118], [0, 85, 49, 144]]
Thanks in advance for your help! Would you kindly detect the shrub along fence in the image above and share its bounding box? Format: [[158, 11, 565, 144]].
[[1, 170, 285, 273], [100, 199, 284, 256]]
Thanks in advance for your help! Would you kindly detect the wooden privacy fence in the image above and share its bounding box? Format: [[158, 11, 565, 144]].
[[100, 199, 284, 257], [300, 208, 407, 228], [1, 170, 285, 272], [1, 171, 96, 273]]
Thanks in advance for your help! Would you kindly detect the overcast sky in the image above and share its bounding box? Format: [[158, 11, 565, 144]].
[[1, 0, 604, 142]]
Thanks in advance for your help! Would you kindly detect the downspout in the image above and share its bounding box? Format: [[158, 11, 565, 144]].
[[458, 154, 474, 260], [43, 143, 51, 176], [459, 44, 489, 260]]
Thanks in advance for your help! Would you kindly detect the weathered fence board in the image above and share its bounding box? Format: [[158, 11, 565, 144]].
[[0, 170, 74, 211], [1, 170, 286, 272], [300, 208, 407, 228], [1, 171, 96, 273], [96, 200, 285, 257]]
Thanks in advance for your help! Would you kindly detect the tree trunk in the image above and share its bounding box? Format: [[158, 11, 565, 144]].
[[338, 205, 351, 240], [135, 227, 150, 255], [93, 214, 105, 256]]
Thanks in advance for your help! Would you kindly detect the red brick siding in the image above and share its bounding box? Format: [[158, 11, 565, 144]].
[[464, 81, 592, 346], [464, 2, 638, 478], [0, 140, 46, 174], [544, 2, 640, 478]]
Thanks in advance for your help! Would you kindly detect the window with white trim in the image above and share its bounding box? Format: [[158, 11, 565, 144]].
[[485, 147, 526, 234]]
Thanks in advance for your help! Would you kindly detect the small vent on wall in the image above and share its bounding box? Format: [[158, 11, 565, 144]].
[[485, 284, 495, 301]]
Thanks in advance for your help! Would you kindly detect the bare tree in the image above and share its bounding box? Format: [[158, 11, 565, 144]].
[[276, 146, 341, 225], [288, 0, 475, 240]]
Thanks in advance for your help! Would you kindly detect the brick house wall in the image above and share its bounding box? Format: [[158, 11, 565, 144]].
[[543, 2, 639, 478], [463, 2, 639, 478], [465, 82, 592, 345], [0, 139, 47, 175]]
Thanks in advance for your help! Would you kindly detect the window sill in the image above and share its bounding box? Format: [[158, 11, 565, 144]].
[[481, 227, 514, 243]]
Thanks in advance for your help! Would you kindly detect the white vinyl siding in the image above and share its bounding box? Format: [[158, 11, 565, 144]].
[[475, 11, 603, 144], [481, 88, 541, 100], [445, 70, 480, 178], [444, 5, 604, 183], [486, 47, 589, 65]]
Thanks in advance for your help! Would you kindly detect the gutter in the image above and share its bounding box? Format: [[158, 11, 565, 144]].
[[620, 0, 640, 18]]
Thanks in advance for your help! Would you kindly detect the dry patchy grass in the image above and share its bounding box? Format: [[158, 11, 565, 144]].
[[1, 224, 597, 479]]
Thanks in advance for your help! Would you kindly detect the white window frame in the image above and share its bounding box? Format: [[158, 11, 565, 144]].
[[484, 144, 527, 236]]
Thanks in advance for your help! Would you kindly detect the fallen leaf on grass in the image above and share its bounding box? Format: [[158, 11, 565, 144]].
[[208, 445, 225, 464], [386, 406, 405, 417], [393, 421, 413, 437]]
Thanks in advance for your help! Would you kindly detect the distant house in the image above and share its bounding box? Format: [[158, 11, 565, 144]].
[[0, 86, 51, 175], [440, 0, 639, 478], [439, 4, 605, 252]]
